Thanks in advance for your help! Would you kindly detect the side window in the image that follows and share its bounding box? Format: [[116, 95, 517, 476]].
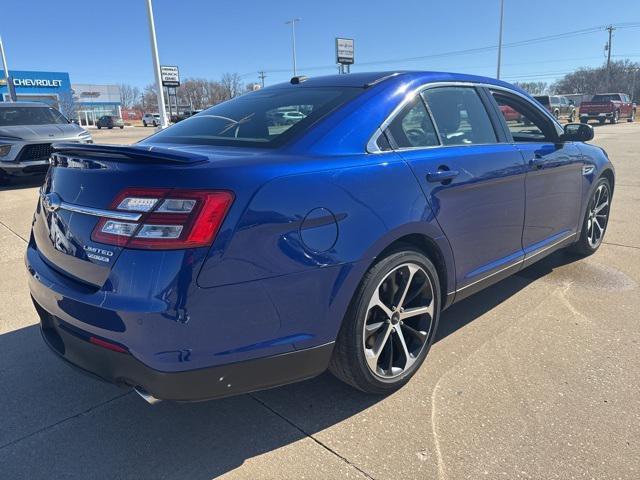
[[422, 86, 496, 145], [385, 95, 439, 148], [492, 91, 560, 143]]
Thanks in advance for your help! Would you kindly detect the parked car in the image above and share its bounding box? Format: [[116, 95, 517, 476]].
[[0, 102, 92, 181], [142, 113, 161, 127], [281, 110, 307, 124], [580, 93, 636, 124], [534, 95, 576, 122], [27, 72, 613, 403], [96, 115, 124, 129]]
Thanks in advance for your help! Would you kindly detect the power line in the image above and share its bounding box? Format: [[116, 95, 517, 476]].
[[242, 22, 640, 78]]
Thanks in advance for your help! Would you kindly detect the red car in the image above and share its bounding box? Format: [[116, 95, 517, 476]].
[[580, 93, 636, 124]]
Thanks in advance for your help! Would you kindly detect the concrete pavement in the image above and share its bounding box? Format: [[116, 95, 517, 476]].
[[0, 123, 638, 479]]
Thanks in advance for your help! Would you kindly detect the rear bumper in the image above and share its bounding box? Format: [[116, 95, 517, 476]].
[[580, 112, 613, 120], [33, 298, 333, 402]]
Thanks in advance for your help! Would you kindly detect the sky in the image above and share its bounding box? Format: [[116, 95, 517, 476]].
[[1, 0, 639, 88]]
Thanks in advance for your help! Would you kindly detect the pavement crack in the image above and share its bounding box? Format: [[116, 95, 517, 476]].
[[0, 219, 28, 243], [603, 241, 640, 250], [0, 391, 131, 451], [249, 393, 377, 480]]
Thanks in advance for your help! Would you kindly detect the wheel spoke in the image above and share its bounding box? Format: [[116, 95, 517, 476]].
[[365, 322, 393, 372], [594, 200, 609, 214], [365, 321, 385, 337], [368, 288, 393, 318], [399, 303, 433, 320], [394, 325, 412, 367], [401, 323, 428, 341], [396, 265, 418, 310]]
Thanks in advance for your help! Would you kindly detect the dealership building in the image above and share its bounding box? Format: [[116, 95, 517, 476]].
[[0, 70, 122, 125]]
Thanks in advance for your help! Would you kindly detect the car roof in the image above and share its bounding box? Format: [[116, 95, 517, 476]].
[[264, 70, 525, 92], [0, 101, 52, 108]]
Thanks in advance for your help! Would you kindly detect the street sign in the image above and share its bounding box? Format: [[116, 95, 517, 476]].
[[160, 65, 180, 87], [336, 38, 354, 65]]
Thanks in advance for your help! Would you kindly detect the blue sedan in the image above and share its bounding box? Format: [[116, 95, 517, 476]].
[[27, 71, 614, 403]]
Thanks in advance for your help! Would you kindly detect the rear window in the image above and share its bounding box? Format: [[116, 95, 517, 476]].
[[147, 87, 361, 147], [0, 106, 68, 126], [592, 94, 621, 102]]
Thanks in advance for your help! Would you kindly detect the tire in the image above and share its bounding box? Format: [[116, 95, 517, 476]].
[[97, 125, 101, 129], [611, 110, 619, 124], [568, 177, 611, 256], [553, 110, 559, 120], [580, 118, 588, 124], [108, 126, 113, 129], [143, 121, 147, 127], [120, 126, 124, 129], [329, 248, 441, 394], [628, 110, 636, 122], [599, 118, 606, 125], [568, 110, 575, 123]]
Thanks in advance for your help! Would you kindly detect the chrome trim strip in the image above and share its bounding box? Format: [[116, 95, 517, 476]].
[[59, 202, 142, 221], [523, 232, 576, 261], [455, 257, 523, 293], [454, 232, 577, 294], [366, 128, 384, 154], [367, 80, 563, 154]]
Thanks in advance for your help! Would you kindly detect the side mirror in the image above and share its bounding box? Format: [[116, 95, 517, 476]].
[[562, 122, 594, 142]]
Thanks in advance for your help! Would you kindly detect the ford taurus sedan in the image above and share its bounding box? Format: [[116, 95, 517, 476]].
[[0, 102, 92, 181], [26, 71, 613, 403]]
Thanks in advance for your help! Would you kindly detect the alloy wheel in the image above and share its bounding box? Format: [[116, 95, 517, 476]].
[[587, 183, 610, 249], [362, 263, 434, 379]]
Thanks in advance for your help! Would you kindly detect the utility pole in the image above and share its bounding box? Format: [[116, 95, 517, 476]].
[[605, 24, 616, 91], [258, 70, 266, 88], [0, 36, 16, 101], [496, 0, 504, 79], [606, 24, 615, 70], [145, 0, 169, 128], [285, 18, 301, 77]]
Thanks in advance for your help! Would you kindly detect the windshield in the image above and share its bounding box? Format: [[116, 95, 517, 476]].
[[146, 86, 361, 147], [592, 94, 621, 102], [0, 106, 68, 126]]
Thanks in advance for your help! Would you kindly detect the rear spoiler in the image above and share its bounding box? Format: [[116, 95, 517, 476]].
[[52, 143, 208, 165]]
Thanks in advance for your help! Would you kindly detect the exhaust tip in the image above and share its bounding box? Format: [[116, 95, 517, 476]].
[[134, 387, 162, 405]]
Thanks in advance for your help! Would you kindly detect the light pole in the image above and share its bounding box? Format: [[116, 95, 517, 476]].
[[145, 0, 169, 128], [496, 0, 504, 79], [0, 36, 16, 102], [285, 18, 301, 77]]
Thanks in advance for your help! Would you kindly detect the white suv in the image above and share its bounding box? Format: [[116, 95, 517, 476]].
[[142, 113, 161, 127]]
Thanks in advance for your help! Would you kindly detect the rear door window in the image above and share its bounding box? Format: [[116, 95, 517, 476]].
[[421, 86, 497, 145], [385, 95, 439, 149]]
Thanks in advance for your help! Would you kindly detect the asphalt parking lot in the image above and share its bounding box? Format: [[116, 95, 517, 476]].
[[0, 123, 638, 479]]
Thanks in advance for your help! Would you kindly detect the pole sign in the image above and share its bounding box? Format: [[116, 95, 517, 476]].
[[160, 65, 180, 87], [335, 38, 354, 65]]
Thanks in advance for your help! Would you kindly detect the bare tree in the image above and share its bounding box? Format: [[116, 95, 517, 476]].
[[551, 60, 640, 99], [513, 81, 549, 95], [220, 73, 243, 100], [119, 84, 141, 109]]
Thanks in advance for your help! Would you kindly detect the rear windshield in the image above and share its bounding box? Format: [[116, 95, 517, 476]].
[[534, 96, 550, 106], [0, 106, 68, 126], [592, 94, 621, 102], [146, 87, 361, 147]]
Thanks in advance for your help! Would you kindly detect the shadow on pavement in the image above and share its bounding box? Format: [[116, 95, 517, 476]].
[[0, 250, 581, 479], [0, 174, 45, 191]]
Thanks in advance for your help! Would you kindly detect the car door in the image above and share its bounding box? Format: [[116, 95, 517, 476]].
[[489, 89, 583, 264], [383, 85, 527, 298]]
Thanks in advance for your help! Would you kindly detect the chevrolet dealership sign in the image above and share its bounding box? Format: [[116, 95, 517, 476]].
[[13, 78, 63, 88]]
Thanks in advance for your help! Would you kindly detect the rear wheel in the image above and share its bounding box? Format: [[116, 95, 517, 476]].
[[97, 125, 101, 129], [568, 110, 575, 122], [568, 177, 611, 256], [611, 110, 619, 124], [628, 110, 636, 122], [329, 248, 440, 394], [599, 118, 606, 125], [143, 121, 147, 127]]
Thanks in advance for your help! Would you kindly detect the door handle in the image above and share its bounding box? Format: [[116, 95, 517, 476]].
[[426, 170, 459, 183]]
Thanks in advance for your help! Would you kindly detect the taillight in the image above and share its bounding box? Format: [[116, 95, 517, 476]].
[[91, 188, 234, 250]]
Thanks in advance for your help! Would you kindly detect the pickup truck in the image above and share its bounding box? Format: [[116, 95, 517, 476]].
[[580, 93, 636, 124]]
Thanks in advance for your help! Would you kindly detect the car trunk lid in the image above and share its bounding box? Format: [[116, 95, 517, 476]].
[[32, 143, 208, 287]]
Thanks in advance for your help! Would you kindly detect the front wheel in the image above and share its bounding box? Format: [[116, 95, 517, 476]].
[[97, 125, 101, 129], [568, 177, 611, 256], [568, 111, 575, 122], [329, 249, 440, 394], [611, 110, 619, 124], [628, 110, 636, 122], [143, 121, 147, 127]]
